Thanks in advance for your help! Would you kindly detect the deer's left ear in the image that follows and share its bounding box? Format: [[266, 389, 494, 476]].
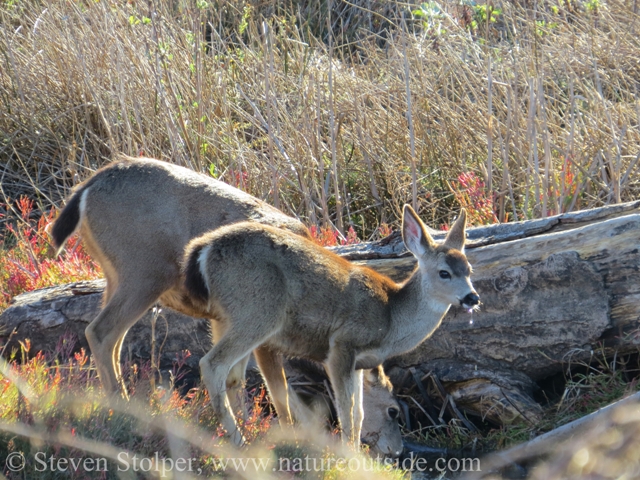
[[364, 365, 383, 386], [444, 209, 467, 251]]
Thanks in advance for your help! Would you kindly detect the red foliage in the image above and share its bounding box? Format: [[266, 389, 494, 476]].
[[377, 223, 393, 239], [0, 197, 101, 310], [545, 156, 580, 215], [309, 225, 360, 247], [452, 172, 499, 226]]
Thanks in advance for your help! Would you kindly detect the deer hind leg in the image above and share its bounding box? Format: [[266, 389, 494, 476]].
[[200, 326, 275, 446], [211, 319, 250, 421], [325, 347, 361, 450], [86, 279, 171, 397], [226, 355, 250, 421]]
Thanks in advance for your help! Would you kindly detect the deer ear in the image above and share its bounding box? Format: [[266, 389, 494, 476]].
[[363, 368, 378, 387], [364, 366, 393, 392], [402, 204, 435, 257], [444, 209, 467, 251]]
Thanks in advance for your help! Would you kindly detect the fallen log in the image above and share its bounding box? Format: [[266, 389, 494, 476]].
[[2, 201, 640, 425], [463, 390, 640, 479], [0, 281, 210, 376], [343, 203, 640, 424]]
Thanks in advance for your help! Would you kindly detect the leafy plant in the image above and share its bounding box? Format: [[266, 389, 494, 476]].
[[238, 5, 252, 36], [472, 3, 502, 27], [309, 225, 360, 247], [0, 198, 101, 311], [411, 2, 447, 36], [450, 172, 498, 226]]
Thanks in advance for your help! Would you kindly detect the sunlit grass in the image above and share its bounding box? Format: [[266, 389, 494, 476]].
[[0, 338, 410, 479]]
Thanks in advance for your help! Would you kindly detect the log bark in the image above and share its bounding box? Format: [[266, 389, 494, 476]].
[[465, 391, 640, 479], [0, 281, 211, 377], [364, 211, 640, 378], [2, 201, 640, 425], [338, 203, 640, 424]]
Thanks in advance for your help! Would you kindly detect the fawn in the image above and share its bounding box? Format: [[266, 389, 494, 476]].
[[183, 205, 479, 447]]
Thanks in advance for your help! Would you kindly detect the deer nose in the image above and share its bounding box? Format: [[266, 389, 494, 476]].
[[462, 292, 480, 306]]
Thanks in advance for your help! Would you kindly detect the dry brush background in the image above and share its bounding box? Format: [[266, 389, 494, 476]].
[[1, 0, 639, 237]]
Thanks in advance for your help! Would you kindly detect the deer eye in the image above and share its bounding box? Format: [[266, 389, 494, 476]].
[[439, 270, 451, 279], [388, 407, 400, 420]]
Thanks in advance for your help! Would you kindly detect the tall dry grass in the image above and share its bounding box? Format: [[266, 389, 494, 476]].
[[0, 0, 639, 237]]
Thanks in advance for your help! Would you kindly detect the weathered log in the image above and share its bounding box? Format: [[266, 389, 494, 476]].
[[2, 201, 640, 425], [343, 204, 640, 424], [373, 212, 640, 378], [0, 281, 210, 376], [464, 391, 640, 479], [335, 199, 640, 260]]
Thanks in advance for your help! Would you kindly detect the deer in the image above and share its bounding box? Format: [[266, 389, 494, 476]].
[[212, 322, 403, 457], [182, 205, 479, 449], [359, 366, 403, 457], [292, 363, 404, 458], [50, 155, 403, 453]]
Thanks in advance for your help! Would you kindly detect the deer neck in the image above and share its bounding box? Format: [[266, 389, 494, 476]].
[[385, 269, 451, 358]]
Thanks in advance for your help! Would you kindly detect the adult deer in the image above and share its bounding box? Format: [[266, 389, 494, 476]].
[[183, 205, 479, 448], [50, 156, 308, 397]]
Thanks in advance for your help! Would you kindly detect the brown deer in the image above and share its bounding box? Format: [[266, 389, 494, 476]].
[[183, 205, 479, 448], [50, 156, 403, 454], [50, 156, 309, 397], [213, 324, 403, 457], [300, 365, 403, 458]]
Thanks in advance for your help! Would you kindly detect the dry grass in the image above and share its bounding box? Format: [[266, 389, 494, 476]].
[[1, 0, 638, 237], [0, 341, 407, 479]]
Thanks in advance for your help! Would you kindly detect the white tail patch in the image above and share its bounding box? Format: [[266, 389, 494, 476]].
[[197, 244, 212, 309], [79, 188, 89, 225]]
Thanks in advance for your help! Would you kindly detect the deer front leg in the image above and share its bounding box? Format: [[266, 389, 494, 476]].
[[353, 369, 364, 443], [326, 347, 362, 450]]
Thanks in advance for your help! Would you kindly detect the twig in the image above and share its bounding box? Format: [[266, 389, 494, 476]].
[[409, 367, 441, 425], [406, 394, 437, 427]]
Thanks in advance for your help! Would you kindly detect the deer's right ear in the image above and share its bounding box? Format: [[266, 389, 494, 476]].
[[402, 205, 435, 257]]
